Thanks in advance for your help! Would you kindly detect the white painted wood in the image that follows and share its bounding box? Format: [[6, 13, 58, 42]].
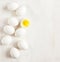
[[0, 0, 60, 62]]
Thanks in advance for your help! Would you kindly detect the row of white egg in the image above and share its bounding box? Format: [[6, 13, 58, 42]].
[[10, 39, 29, 58], [0, 2, 30, 58], [1, 35, 28, 49], [0, 18, 28, 58], [1, 35, 28, 58], [7, 2, 26, 16], [3, 17, 26, 35]]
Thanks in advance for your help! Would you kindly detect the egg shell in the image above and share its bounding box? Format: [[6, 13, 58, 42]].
[[15, 28, 26, 37], [7, 2, 19, 11], [3, 25, 15, 35], [10, 47, 20, 58], [16, 6, 26, 16], [8, 17, 19, 27], [1, 35, 13, 45], [17, 40, 29, 50]]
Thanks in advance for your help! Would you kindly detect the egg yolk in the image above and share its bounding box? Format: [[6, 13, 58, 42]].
[[22, 19, 30, 27]]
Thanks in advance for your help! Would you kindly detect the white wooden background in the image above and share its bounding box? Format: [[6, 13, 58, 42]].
[[0, 0, 60, 62]]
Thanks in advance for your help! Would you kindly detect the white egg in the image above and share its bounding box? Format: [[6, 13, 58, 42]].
[[15, 28, 26, 37], [8, 17, 19, 26], [17, 40, 29, 50], [7, 2, 19, 11], [1, 35, 13, 45], [16, 6, 26, 16], [3, 25, 15, 35], [10, 47, 20, 58]]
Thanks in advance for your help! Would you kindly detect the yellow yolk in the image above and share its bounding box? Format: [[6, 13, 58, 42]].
[[21, 19, 30, 27]]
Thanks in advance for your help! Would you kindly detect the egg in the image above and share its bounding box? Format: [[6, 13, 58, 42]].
[[8, 17, 19, 26], [15, 28, 26, 37], [17, 40, 29, 50], [1, 35, 13, 45], [16, 6, 26, 16], [10, 47, 20, 58], [7, 2, 19, 11], [3, 25, 15, 35], [20, 19, 30, 28]]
